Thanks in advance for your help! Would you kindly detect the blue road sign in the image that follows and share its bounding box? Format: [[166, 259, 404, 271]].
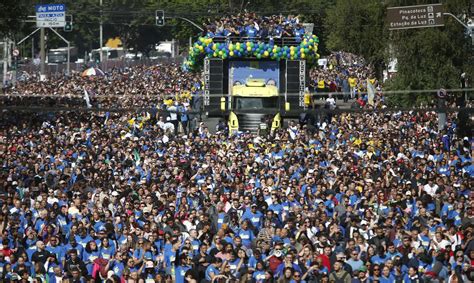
[[35, 4, 67, 28]]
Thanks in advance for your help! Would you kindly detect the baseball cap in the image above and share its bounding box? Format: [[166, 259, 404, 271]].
[[145, 261, 154, 268]]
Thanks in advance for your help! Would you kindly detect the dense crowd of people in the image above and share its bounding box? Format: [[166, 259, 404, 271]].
[[1, 15, 473, 280], [3, 63, 201, 110], [308, 52, 383, 108], [1, 98, 473, 283], [203, 13, 306, 40]]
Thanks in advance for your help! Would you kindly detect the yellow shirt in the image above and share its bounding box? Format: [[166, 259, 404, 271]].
[[318, 80, 325, 89], [349, 77, 357, 88]]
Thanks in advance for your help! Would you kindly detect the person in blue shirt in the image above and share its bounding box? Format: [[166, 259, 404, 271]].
[[216, 204, 229, 231], [47, 265, 66, 283], [205, 257, 224, 282], [99, 237, 115, 261], [242, 204, 263, 232], [371, 246, 389, 265], [268, 195, 283, 219], [245, 25, 257, 38], [275, 253, 302, 278], [385, 243, 402, 260], [238, 220, 255, 248], [43, 254, 61, 280], [82, 240, 100, 275], [379, 265, 396, 283], [175, 254, 194, 283], [44, 237, 65, 269], [75, 228, 93, 249], [106, 252, 125, 278], [64, 237, 84, 259], [252, 260, 267, 282]]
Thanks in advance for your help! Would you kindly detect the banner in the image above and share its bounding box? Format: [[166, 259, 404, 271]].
[[367, 78, 375, 106]]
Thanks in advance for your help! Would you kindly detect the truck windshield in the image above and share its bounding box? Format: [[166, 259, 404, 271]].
[[235, 97, 278, 110]]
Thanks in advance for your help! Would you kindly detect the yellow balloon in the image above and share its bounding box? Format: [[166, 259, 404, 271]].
[[290, 46, 295, 51], [300, 48, 305, 53], [290, 50, 295, 56], [229, 51, 234, 56], [229, 44, 234, 51], [264, 51, 269, 57], [212, 45, 217, 51], [247, 46, 251, 51], [236, 43, 240, 49], [198, 45, 203, 51], [301, 53, 306, 59]]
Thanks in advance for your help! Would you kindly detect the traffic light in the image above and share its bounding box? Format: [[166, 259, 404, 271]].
[[155, 10, 165, 26], [64, 15, 73, 32]]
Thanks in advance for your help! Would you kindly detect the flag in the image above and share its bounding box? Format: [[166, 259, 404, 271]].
[[367, 78, 375, 106], [83, 87, 92, 108], [133, 149, 141, 162], [254, 22, 260, 31]]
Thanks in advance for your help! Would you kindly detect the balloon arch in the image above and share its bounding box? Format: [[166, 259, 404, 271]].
[[185, 34, 320, 70]]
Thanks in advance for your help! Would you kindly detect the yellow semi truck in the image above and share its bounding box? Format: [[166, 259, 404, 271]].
[[221, 78, 289, 134]]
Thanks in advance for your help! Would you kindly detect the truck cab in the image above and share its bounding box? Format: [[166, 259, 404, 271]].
[[222, 78, 288, 134]]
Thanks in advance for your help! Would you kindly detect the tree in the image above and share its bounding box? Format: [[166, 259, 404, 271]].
[[324, 0, 388, 71], [385, 0, 472, 107], [0, 0, 28, 38]]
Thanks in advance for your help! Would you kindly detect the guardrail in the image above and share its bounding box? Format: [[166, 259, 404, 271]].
[[211, 36, 303, 46]]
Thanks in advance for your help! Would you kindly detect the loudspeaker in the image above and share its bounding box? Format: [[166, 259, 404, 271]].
[[203, 58, 224, 110], [286, 60, 306, 110]]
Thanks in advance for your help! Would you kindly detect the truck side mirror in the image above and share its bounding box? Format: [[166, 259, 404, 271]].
[[285, 102, 290, 112], [220, 97, 226, 111]]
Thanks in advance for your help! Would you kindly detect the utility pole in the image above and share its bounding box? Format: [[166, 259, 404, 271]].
[[2, 38, 8, 87], [99, 0, 103, 64], [40, 28, 46, 80]]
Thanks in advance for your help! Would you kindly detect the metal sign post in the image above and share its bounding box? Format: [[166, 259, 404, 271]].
[[387, 4, 444, 30]]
